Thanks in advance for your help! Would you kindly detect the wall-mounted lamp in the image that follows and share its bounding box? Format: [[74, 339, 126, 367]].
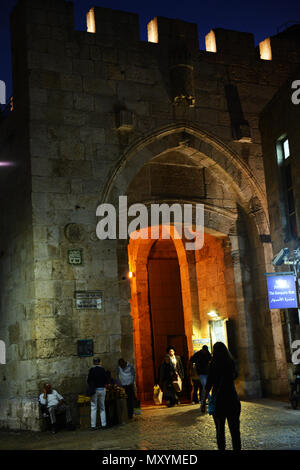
[[128, 271, 135, 279], [208, 310, 219, 319]]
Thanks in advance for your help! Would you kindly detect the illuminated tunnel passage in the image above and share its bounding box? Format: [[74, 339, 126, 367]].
[[128, 229, 235, 404]]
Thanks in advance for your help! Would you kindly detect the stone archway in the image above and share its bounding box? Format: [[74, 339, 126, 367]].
[[110, 124, 289, 400], [100, 123, 268, 232]]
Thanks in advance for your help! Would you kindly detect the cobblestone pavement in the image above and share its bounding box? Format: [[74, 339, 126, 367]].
[[0, 399, 300, 451]]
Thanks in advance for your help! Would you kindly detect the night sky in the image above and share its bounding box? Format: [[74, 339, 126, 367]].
[[1, 0, 300, 101]]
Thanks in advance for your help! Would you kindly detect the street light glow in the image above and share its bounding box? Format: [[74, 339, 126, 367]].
[[208, 310, 218, 318]]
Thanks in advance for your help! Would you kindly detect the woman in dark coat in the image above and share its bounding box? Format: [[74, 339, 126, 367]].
[[159, 355, 177, 407], [201, 342, 241, 451], [159, 346, 184, 407], [166, 346, 184, 382]]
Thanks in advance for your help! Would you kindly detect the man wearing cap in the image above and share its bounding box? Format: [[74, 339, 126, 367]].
[[87, 358, 108, 430]]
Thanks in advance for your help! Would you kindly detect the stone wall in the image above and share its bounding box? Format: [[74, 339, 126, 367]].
[[0, 104, 36, 426]]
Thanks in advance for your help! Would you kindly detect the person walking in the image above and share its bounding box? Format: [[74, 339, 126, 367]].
[[87, 358, 108, 430], [166, 346, 184, 405], [192, 345, 211, 406], [200, 342, 241, 451], [159, 354, 177, 407], [167, 346, 184, 380], [189, 355, 202, 404], [116, 358, 136, 420]]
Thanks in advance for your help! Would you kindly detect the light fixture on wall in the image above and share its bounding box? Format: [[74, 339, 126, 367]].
[[128, 271, 135, 279], [208, 310, 219, 319]]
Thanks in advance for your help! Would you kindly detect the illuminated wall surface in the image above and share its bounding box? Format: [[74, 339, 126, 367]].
[[1, 0, 300, 429]]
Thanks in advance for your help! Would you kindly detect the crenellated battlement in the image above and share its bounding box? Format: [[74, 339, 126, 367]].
[[11, 0, 300, 64], [9, 0, 300, 140], [205, 28, 256, 57], [147, 16, 199, 51], [86, 7, 140, 43], [84, 4, 300, 62]]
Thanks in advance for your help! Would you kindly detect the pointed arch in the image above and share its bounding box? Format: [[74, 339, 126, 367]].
[[100, 123, 269, 237]]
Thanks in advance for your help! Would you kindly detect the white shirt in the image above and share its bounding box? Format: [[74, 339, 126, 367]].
[[117, 363, 135, 386], [170, 355, 177, 368], [39, 390, 63, 408]]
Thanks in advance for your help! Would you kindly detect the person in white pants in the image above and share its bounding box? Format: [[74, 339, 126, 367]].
[[91, 388, 106, 429], [87, 358, 108, 429]]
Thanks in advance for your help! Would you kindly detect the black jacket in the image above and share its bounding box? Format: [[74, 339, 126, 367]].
[[205, 358, 240, 415], [159, 355, 184, 388], [174, 355, 184, 379], [87, 365, 107, 388], [159, 361, 176, 388], [191, 349, 211, 375]]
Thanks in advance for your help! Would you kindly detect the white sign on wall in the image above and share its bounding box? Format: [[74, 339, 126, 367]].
[[75, 291, 102, 310]]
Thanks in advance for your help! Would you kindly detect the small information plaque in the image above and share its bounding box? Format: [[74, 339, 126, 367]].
[[77, 339, 93, 357], [192, 338, 211, 353], [75, 291, 102, 310], [68, 249, 83, 265]]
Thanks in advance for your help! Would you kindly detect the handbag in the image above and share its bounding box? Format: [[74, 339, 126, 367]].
[[172, 373, 182, 392], [208, 393, 217, 415], [153, 385, 163, 405]]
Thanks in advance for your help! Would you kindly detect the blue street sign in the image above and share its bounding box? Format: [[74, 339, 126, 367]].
[[266, 273, 298, 309]]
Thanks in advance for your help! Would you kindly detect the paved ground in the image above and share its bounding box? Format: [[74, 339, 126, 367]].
[[0, 399, 300, 451]]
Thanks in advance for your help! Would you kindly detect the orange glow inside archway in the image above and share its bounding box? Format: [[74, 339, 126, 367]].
[[127, 226, 236, 403]]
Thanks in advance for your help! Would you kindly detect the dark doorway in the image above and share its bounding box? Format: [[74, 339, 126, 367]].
[[147, 239, 189, 386]]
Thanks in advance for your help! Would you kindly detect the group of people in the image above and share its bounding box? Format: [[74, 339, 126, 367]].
[[39, 357, 136, 434], [159, 342, 241, 451], [87, 357, 137, 430], [39, 342, 241, 450]]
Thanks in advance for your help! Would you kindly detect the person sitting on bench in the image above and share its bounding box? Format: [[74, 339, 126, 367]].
[[39, 382, 75, 434]]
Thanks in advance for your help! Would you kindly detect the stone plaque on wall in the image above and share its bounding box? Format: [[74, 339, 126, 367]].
[[75, 291, 102, 310], [68, 249, 83, 265], [77, 339, 94, 357]]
